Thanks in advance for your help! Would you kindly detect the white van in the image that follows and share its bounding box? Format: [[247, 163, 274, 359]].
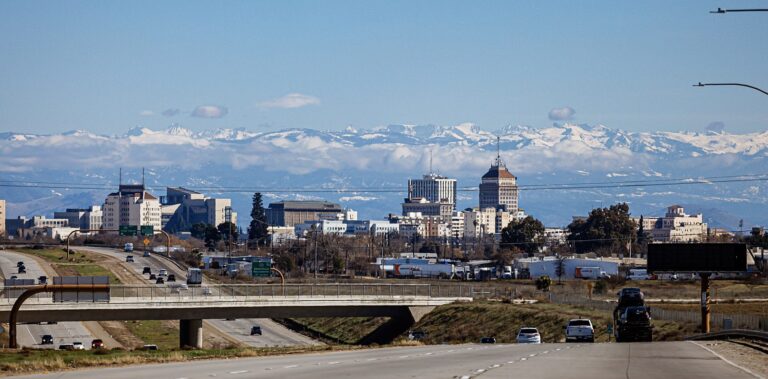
[[628, 268, 651, 280]]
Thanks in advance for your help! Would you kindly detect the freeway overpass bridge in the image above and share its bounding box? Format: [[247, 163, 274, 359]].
[[1, 283, 471, 348]]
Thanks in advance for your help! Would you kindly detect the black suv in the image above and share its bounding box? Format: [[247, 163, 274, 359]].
[[41, 335, 53, 345], [142, 267, 152, 274], [250, 326, 262, 335]]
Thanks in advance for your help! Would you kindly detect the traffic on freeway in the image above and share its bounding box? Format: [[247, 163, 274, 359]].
[[4, 341, 758, 379]]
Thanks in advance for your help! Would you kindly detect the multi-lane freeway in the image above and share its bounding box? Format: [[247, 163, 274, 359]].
[[6, 341, 758, 379], [0, 250, 99, 349], [80, 246, 321, 348]]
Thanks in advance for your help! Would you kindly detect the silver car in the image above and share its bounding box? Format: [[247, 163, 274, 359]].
[[516, 327, 541, 344]]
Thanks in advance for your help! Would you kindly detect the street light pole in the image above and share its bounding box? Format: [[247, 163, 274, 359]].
[[710, 7, 768, 14], [693, 82, 768, 96]]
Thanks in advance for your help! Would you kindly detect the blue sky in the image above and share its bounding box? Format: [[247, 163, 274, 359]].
[[1, 0, 767, 135]]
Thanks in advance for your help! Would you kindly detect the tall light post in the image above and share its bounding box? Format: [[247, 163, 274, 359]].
[[693, 82, 768, 96], [710, 7, 768, 14]]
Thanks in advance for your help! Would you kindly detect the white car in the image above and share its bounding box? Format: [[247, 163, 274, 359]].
[[516, 327, 541, 344], [158, 269, 168, 277], [565, 319, 595, 343], [72, 341, 85, 350]]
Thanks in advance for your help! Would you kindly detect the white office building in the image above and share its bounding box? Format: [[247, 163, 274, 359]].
[[102, 184, 162, 232], [54, 206, 103, 231]]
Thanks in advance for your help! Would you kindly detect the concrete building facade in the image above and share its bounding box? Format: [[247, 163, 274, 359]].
[[161, 187, 237, 232], [478, 152, 519, 212], [0, 200, 5, 237], [54, 206, 103, 231], [102, 184, 162, 231], [407, 173, 457, 208], [266, 201, 343, 227], [648, 205, 708, 242]]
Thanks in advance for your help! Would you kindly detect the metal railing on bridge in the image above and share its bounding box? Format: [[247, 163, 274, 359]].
[[0, 283, 488, 305]]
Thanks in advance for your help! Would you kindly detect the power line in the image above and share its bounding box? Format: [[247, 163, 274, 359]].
[[0, 174, 766, 194]]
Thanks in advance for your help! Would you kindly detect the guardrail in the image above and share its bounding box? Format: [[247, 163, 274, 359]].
[[548, 293, 768, 332], [0, 283, 486, 304]]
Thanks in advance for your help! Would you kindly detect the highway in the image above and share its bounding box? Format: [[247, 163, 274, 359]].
[[80, 246, 321, 348], [7, 341, 758, 379], [0, 250, 97, 349]]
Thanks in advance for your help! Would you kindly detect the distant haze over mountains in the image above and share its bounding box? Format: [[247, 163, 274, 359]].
[[1, 123, 766, 230]]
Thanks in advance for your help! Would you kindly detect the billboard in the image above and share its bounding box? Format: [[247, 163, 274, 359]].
[[647, 243, 747, 273], [53, 276, 110, 302]]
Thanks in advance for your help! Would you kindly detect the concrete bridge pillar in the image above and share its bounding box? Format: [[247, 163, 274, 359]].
[[357, 306, 435, 345], [179, 319, 203, 349]]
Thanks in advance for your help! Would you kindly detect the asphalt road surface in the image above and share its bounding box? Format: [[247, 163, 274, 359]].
[[0, 250, 96, 349], [81, 246, 321, 348], [7, 341, 758, 379]]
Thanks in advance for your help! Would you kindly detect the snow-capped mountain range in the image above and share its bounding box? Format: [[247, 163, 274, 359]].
[[1, 123, 767, 228], [3, 122, 768, 156]]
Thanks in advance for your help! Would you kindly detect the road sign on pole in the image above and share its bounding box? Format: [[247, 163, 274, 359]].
[[252, 259, 272, 278], [119, 225, 138, 236], [140, 225, 154, 236]]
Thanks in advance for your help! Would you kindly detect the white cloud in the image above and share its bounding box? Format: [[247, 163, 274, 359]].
[[139, 110, 154, 117], [339, 196, 378, 202], [548, 106, 576, 121], [258, 93, 320, 109], [191, 105, 228, 118]]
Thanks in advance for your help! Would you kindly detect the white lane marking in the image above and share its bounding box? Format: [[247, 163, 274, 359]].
[[461, 376, 471, 379], [366, 358, 377, 361], [543, 351, 549, 354], [529, 354, 536, 357], [398, 355, 409, 359], [476, 369, 486, 373], [692, 341, 763, 379], [283, 365, 298, 369], [491, 364, 501, 368], [521, 358, 527, 361], [229, 370, 248, 374], [448, 349, 455, 352], [556, 348, 561, 351], [328, 361, 340, 365], [425, 352, 433, 355], [507, 361, 515, 364]]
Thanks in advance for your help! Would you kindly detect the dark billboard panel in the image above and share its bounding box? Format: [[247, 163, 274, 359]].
[[647, 243, 747, 272]]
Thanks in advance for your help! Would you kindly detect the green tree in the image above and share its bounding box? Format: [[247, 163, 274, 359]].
[[217, 221, 239, 241], [204, 224, 221, 251], [248, 192, 269, 246], [567, 203, 637, 255], [500, 216, 545, 254], [190, 223, 207, 240]]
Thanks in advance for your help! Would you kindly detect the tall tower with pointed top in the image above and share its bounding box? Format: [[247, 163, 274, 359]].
[[479, 137, 519, 212]]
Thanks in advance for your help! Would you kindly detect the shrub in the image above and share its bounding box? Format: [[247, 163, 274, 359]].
[[535, 276, 552, 292]]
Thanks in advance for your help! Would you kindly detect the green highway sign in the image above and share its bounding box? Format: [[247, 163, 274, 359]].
[[252, 259, 272, 278], [140, 225, 154, 236], [119, 225, 138, 236]]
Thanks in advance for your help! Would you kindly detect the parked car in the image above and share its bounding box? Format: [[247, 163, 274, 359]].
[[143, 251, 151, 257], [408, 330, 426, 340], [516, 327, 542, 344], [479, 337, 496, 344], [41, 335, 53, 345], [91, 339, 105, 349], [155, 277, 165, 284], [142, 344, 158, 351], [126, 255, 135, 263], [58, 343, 75, 350], [167, 274, 176, 282], [565, 319, 595, 343], [250, 326, 262, 335], [158, 269, 168, 277], [72, 342, 85, 350], [142, 266, 151, 274]]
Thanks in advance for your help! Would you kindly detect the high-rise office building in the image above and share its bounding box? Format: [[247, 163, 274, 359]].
[[479, 138, 519, 212]]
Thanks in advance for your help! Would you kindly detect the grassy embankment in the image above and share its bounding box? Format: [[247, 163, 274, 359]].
[[653, 302, 768, 317], [287, 300, 697, 345], [0, 345, 359, 375], [14, 248, 181, 349], [20, 248, 120, 284]]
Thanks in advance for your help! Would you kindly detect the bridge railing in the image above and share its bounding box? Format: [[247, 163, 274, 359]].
[[0, 283, 486, 304]]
